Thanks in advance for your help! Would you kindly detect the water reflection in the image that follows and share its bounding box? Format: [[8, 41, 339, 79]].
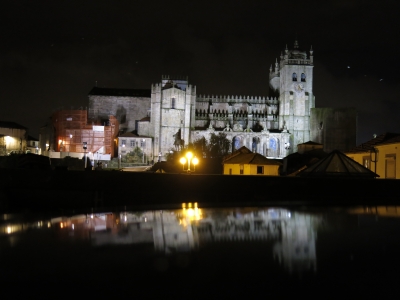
[[2, 205, 400, 279]]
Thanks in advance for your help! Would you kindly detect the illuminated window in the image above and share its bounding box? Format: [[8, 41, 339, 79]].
[[301, 73, 306, 82], [292, 73, 297, 81], [363, 156, 370, 169], [257, 166, 264, 174], [121, 139, 126, 147]]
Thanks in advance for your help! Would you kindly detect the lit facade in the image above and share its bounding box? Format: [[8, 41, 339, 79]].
[[89, 41, 315, 161], [51, 109, 119, 158], [345, 133, 400, 179], [222, 146, 281, 175], [0, 121, 28, 155]]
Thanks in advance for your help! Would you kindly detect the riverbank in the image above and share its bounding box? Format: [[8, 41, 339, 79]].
[[1, 168, 400, 213]]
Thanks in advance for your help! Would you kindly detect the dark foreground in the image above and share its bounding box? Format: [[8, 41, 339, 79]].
[[1, 168, 400, 213], [1, 206, 400, 298]]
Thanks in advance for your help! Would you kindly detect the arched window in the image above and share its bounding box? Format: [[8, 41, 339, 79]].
[[292, 73, 297, 81], [301, 73, 306, 82], [171, 98, 176, 109]]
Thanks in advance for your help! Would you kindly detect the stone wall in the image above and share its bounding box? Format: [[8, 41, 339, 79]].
[[310, 107, 357, 153], [88, 95, 151, 132]]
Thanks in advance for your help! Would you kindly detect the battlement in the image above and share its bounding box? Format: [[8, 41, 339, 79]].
[[161, 75, 188, 81], [151, 83, 162, 93], [196, 95, 278, 105], [280, 59, 313, 68]]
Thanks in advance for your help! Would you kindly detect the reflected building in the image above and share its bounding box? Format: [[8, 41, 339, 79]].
[[1, 206, 323, 276], [273, 212, 318, 275]]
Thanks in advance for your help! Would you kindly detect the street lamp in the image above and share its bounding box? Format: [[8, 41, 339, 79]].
[[180, 151, 199, 173]]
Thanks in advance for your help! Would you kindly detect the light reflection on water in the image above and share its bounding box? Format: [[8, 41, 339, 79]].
[[2, 205, 400, 296]]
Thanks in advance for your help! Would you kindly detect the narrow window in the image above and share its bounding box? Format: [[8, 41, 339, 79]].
[[121, 139, 126, 147], [385, 154, 396, 179], [240, 164, 244, 175], [292, 73, 297, 81], [229, 168, 232, 175], [301, 73, 306, 82], [171, 98, 176, 109], [257, 166, 264, 174], [130, 140, 135, 147], [362, 156, 370, 169]]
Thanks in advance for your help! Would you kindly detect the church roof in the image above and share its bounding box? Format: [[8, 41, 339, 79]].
[[299, 141, 322, 146], [0, 121, 27, 130], [161, 80, 183, 91], [88, 87, 151, 97], [223, 146, 281, 165], [346, 132, 400, 153], [297, 150, 378, 178]]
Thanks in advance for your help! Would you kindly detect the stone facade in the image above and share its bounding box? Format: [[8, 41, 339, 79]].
[[88, 87, 151, 133], [310, 107, 357, 153], [88, 41, 316, 161]]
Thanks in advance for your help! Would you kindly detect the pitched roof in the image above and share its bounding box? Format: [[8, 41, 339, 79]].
[[223, 146, 281, 165], [0, 121, 27, 130], [119, 132, 139, 137], [347, 132, 400, 153], [284, 148, 328, 175], [88, 87, 151, 97], [299, 141, 323, 146], [118, 132, 152, 138], [297, 150, 378, 178]]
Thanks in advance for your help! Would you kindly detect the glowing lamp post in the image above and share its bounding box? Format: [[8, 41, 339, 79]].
[[180, 151, 199, 173], [68, 134, 73, 156]]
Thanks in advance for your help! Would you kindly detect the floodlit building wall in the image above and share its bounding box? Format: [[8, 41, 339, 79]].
[[118, 136, 153, 163], [223, 163, 280, 176], [52, 110, 119, 158], [346, 142, 400, 179], [310, 107, 356, 153], [0, 128, 27, 154]]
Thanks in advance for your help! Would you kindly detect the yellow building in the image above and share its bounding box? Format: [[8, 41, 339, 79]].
[[223, 146, 281, 176], [345, 133, 400, 179], [0, 121, 28, 155]]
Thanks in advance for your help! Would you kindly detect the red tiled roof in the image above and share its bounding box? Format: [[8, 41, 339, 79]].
[[347, 132, 400, 153], [223, 146, 281, 165]]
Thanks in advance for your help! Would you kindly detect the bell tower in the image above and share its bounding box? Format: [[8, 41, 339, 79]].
[[270, 41, 315, 152]]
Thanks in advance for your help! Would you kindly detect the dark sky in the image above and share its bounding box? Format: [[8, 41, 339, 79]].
[[1, 0, 399, 144]]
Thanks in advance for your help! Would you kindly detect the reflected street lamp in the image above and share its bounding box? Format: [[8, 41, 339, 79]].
[[180, 151, 199, 173], [83, 142, 87, 169], [69, 134, 73, 156]]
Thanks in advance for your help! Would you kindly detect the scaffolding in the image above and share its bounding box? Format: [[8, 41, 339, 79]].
[[52, 110, 119, 158]]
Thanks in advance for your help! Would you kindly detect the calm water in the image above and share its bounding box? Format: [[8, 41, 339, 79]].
[[1, 204, 400, 297]]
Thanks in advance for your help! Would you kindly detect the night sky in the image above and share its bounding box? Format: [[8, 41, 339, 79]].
[[1, 0, 399, 144]]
